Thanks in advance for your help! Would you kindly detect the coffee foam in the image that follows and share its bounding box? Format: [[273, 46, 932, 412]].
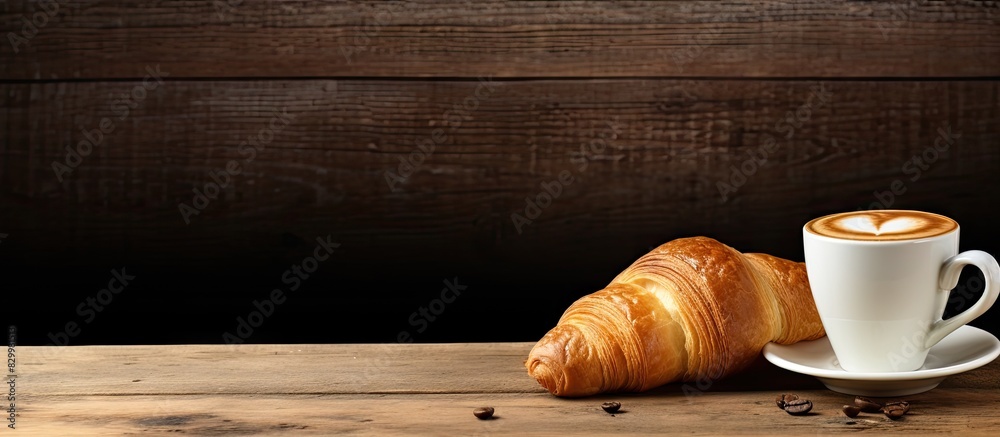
[[805, 210, 957, 241]]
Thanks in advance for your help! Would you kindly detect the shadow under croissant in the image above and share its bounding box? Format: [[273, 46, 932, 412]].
[[639, 354, 826, 396]]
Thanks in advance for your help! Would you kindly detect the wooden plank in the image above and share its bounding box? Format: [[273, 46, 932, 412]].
[[12, 343, 1000, 435], [18, 343, 545, 395], [1, 1, 998, 80], [16, 343, 1000, 395], [1, 79, 998, 271], [17, 390, 1000, 435]]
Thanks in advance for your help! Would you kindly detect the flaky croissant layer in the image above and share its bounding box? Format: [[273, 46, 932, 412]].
[[525, 237, 825, 397]]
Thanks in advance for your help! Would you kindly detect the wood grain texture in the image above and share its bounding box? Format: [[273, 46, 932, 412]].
[[1, 1, 998, 80], [20, 343, 543, 395], [13, 343, 1000, 435], [1, 79, 998, 267]]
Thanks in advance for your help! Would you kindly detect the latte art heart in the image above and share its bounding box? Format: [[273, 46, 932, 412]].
[[806, 211, 957, 241], [838, 216, 923, 236]]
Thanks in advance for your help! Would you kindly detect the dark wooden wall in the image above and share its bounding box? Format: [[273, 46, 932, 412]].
[[2, 1, 999, 345]]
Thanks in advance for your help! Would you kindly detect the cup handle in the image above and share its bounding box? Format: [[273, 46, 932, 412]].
[[925, 250, 1000, 349]]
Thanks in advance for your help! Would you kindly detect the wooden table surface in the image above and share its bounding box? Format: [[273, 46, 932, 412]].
[[12, 342, 1000, 435]]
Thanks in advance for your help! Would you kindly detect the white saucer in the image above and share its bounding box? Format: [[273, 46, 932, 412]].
[[763, 325, 1000, 397]]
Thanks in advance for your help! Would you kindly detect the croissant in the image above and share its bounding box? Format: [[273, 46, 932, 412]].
[[525, 236, 825, 397]]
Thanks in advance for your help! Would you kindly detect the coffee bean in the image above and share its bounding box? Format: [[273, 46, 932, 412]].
[[885, 401, 910, 414], [783, 399, 813, 415], [854, 396, 882, 413], [842, 405, 861, 418], [601, 401, 621, 414], [882, 401, 910, 420], [883, 405, 906, 420], [473, 407, 494, 420], [775, 393, 799, 409]]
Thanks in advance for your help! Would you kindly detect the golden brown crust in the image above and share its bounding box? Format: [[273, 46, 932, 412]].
[[525, 237, 825, 397], [743, 253, 826, 344]]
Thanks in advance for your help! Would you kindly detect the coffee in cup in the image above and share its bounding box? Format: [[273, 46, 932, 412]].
[[803, 210, 999, 372]]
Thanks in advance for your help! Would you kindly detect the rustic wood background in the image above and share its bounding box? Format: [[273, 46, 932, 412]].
[[2, 1, 999, 345]]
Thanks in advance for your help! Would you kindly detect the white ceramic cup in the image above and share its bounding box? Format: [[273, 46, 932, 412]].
[[803, 210, 1000, 373]]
